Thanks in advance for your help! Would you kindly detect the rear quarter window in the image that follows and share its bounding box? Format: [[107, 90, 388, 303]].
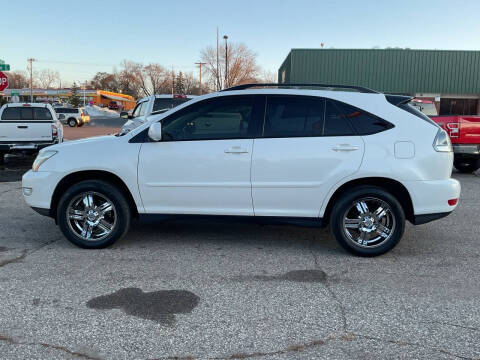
[[333, 100, 394, 135]]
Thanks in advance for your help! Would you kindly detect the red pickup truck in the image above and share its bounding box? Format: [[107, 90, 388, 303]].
[[411, 99, 480, 173]]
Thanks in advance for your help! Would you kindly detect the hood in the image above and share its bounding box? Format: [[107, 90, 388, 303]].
[[47, 135, 117, 151]]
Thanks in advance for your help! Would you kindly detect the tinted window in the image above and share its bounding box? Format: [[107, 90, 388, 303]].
[[20, 108, 33, 120], [153, 98, 190, 112], [1, 107, 21, 120], [324, 100, 356, 136], [162, 96, 254, 141], [264, 97, 324, 137], [334, 101, 392, 135], [34, 108, 53, 120]]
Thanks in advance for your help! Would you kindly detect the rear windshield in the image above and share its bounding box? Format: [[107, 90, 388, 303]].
[[152, 98, 190, 112], [56, 108, 79, 114], [402, 103, 439, 127], [1, 107, 53, 121]]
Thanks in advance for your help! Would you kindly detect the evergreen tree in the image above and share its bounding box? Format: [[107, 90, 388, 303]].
[[69, 82, 82, 108], [174, 72, 185, 94]]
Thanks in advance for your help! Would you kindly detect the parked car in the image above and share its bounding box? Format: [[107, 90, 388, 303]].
[[0, 103, 63, 164], [411, 99, 480, 173], [55, 107, 90, 127], [22, 84, 460, 256], [119, 94, 196, 135], [108, 101, 120, 110]]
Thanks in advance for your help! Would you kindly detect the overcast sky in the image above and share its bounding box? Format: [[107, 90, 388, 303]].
[[3, 0, 480, 85]]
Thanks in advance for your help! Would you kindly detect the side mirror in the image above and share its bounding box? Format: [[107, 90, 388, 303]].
[[120, 111, 129, 119], [148, 122, 162, 141]]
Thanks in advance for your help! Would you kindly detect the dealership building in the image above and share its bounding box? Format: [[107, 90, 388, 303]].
[[0, 88, 136, 110], [278, 49, 480, 115]]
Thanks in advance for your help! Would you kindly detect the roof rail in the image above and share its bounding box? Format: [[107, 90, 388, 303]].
[[221, 83, 379, 94]]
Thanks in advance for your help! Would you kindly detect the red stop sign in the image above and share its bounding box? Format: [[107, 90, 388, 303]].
[[0, 72, 8, 91]]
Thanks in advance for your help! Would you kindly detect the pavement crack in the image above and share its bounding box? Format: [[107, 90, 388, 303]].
[[0, 334, 101, 360], [0, 238, 61, 270], [212, 333, 355, 359], [421, 320, 480, 333], [355, 334, 476, 360], [308, 238, 348, 333], [0, 249, 27, 268]]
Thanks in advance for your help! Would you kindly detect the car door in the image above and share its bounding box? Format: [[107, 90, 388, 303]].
[[137, 95, 259, 215], [251, 96, 365, 218]]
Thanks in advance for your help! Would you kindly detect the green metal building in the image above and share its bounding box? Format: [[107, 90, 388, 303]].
[[278, 49, 480, 115]]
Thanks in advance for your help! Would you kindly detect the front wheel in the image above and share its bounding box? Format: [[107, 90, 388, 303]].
[[454, 158, 480, 173], [57, 180, 131, 248], [68, 118, 77, 127], [329, 186, 405, 257]]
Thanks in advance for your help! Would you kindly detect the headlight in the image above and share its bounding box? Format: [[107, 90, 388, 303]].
[[32, 150, 57, 171], [433, 129, 452, 152]]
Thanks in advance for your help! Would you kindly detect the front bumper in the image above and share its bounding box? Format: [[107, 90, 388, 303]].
[[22, 170, 64, 215], [403, 178, 461, 218]]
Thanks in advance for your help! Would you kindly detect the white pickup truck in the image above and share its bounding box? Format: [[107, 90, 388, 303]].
[[0, 103, 63, 164], [119, 94, 196, 135]]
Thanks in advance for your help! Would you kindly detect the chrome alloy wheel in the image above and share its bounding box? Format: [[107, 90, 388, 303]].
[[66, 192, 117, 241], [342, 197, 396, 248]]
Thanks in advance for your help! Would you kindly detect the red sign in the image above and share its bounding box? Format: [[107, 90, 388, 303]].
[[0, 72, 8, 91]]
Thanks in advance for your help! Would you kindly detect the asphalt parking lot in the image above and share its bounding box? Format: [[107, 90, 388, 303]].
[[0, 127, 479, 359]]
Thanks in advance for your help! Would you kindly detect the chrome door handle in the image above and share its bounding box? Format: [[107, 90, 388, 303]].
[[224, 146, 248, 154], [332, 144, 359, 152]]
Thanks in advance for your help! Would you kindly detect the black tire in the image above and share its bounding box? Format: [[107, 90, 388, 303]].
[[454, 158, 480, 173], [329, 186, 405, 257], [57, 180, 131, 249], [68, 118, 77, 127]]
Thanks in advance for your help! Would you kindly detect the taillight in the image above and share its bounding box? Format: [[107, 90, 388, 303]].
[[51, 124, 58, 138], [446, 122, 459, 138], [433, 129, 452, 152], [448, 198, 458, 206]]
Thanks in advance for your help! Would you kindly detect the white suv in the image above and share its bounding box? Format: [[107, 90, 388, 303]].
[[22, 84, 460, 256]]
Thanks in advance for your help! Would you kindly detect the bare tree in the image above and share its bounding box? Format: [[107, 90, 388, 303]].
[[5, 71, 29, 88], [201, 42, 259, 90], [36, 69, 60, 88], [143, 64, 170, 95], [90, 72, 120, 92], [258, 69, 277, 83]]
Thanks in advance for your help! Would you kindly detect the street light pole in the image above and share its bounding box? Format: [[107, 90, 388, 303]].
[[223, 35, 228, 89], [27, 58, 36, 102], [195, 62, 206, 95]]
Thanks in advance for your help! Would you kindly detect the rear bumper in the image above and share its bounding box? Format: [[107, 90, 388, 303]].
[[0, 140, 59, 152], [412, 212, 452, 225], [403, 178, 461, 217], [453, 144, 480, 156]]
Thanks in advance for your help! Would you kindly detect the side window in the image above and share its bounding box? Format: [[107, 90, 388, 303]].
[[162, 96, 254, 141], [1, 107, 21, 120], [264, 96, 324, 137], [324, 100, 356, 136], [334, 101, 393, 135], [20, 108, 34, 120], [132, 102, 145, 118], [34, 108, 53, 120], [139, 102, 147, 116]]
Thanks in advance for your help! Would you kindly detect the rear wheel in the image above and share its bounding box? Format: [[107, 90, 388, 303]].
[[454, 158, 480, 173], [329, 186, 405, 257], [68, 118, 77, 127], [57, 180, 131, 248]]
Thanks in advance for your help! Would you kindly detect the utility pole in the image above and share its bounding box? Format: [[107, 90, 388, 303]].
[[27, 58, 36, 102], [171, 65, 174, 95], [216, 27, 220, 91], [223, 35, 228, 89], [83, 80, 87, 107], [195, 62, 206, 95]]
